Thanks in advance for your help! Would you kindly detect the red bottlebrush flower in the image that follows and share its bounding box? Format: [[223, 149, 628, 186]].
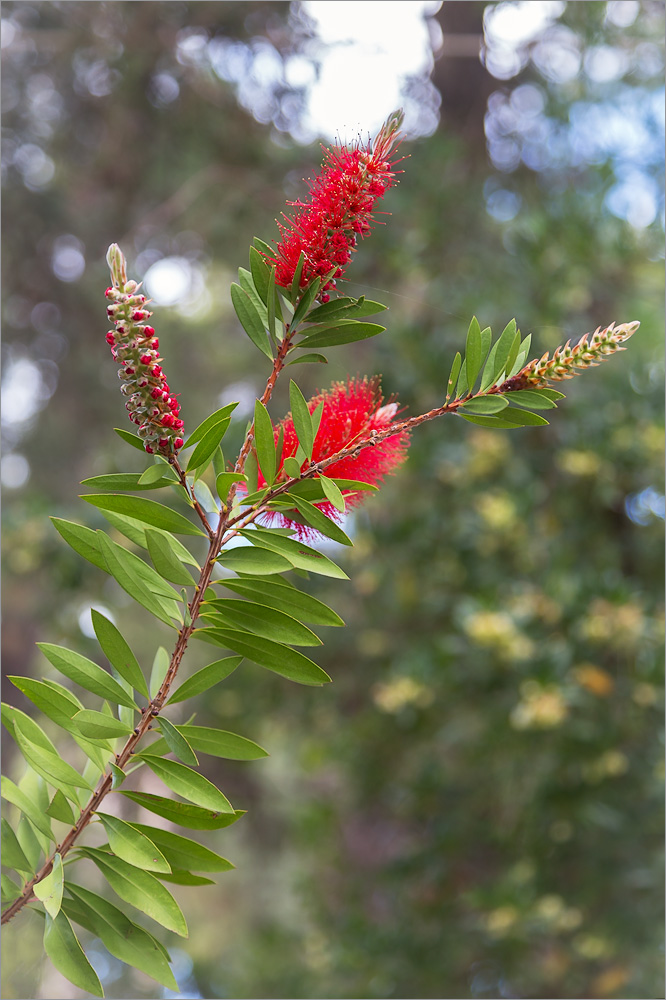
[[104, 245, 184, 456], [265, 110, 404, 295], [257, 377, 409, 538]]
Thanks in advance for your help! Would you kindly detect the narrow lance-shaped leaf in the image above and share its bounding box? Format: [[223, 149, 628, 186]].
[[91, 610, 149, 698], [82, 494, 205, 537], [129, 824, 234, 873], [283, 493, 353, 546], [230, 282, 273, 359], [464, 316, 483, 390], [95, 813, 171, 873], [167, 656, 242, 705], [64, 882, 178, 992], [150, 646, 170, 699], [1, 776, 54, 841], [80, 847, 187, 937], [289, 380, 314, 459], [218, 577, 345, 626], [155, 717, 199, 766], [71, 710, 133, 740], [194, 626, 331, 687], [1, 817, 33, 874], [185, 403, 239, 449], [138, 755, 235, 814], [145, 529, 197, 586], [254, 400, 277, 485], [186, 417, 231, 475], [37, 643, 138, 709], [118, 791, 244, 831], [44, 910, 104, 997], [34, 853, 64, 919]]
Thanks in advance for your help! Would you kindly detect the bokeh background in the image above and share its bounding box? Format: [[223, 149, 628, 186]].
[[1, 2, 664, 998]]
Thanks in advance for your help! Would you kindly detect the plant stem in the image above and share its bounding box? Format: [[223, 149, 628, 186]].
[[1, 332, 294, 926]]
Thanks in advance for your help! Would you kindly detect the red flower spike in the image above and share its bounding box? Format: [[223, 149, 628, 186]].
[[264, 110, 404, 294], [258, 376, 409, 538], [104, 244, 184, 455]]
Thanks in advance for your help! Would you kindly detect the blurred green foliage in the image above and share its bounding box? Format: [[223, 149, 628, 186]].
[[2, 2, 663, 998]]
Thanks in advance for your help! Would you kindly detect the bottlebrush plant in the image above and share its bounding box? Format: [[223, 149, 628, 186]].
[[1, 111, 639, 996]]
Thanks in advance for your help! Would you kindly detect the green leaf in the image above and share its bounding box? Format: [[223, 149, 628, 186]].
[[1, 776, 54, 841], [249, 245, 270, 303], [286, 352, 328, 366], [37, 643, 138, 709], [446, 351, 462, 400], [319, 475, 346, 512], [138, 755, 234, 813], [288, 380, 315, 459], [253, 236, 274, 257], [267, 264, 279, 339], [46, 790, 76, 824], [489, 319, 518, 385], [2, 874, 21, 902], [130, 824, 234, 873], [95, 813, 171, 873], [185, 404, 239, 449], [202, 599, 321, 646], [93, 528, 183, 608], [170, 725, 268, 761], [243, 528, 349, 579], [289, 252, 306, 300], [91, 611, 150, 698], [254, 400, 277, 484], [238, 267, 269, 328], [80, 846, 187, 937], [167, 656, 242, 705], [459, 413, 520, 429], [501, 406, 550, 427], [217, 578, 344, 626], [186, 418, 231, 474], [460, 396, 509, 415], [82, 494, 205, 537], [244, 449, 259, 496], [504, 328, 522, 381], [81, 472, 176, 491], [304, 296, 387, 323], [50, 517, 108, 573], [535, 387, 565, 401], [230, 282, 273, 359], [194, 627, 331, 687], [156, 717, 199, 766], [286, 477, 376, 501], [480, 339, 500, 392], [464, 316, 483, 390], [109, 764, 126, 789], [8, 676, 83, 736], [282, 493, 352, 546], [157, 870, 216, 885], [505, 389, 557, 409], [12, 716, 93, 792], [96, 532, 179, 628], [117, 791, 244, 830], [138, 462, 177, 486], [1, 817, 33, 874], [71, 710, 132, 740], [150, 646, 170, 699], [216, 472, 247, 505], [291, 276, 322, 327], [34, 853, 63, 919], [113, 427, 144, 451], [217, 545, 293, 576], [64, 883, 178, 991], [147, 723, 267, 761], [44, 910, 104, 996], [145, 529, 197, 586], [298, 320, 385, 349], [282, 456, 302, 478]]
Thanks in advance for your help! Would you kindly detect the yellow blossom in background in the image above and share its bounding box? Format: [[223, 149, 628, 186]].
[[582, 750, 629, 783], [485, 906, 519, 936], [475, 491, 518, 532], [372, 677, 434, 714], [573, 663, 615, 697], [509, 587, 561, 624], [463, 610, 534, 661], [580, 598, 644, 650], [573, 934, 613, 960], [466, 429, 511, 477], [511, 681, 568, 729], [557, 449, 603, 476], [632, 682, 658, 707], [591, 965, 631, 997]]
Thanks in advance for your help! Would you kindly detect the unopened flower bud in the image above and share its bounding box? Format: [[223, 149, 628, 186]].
[[106, 243, 127, 288]]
